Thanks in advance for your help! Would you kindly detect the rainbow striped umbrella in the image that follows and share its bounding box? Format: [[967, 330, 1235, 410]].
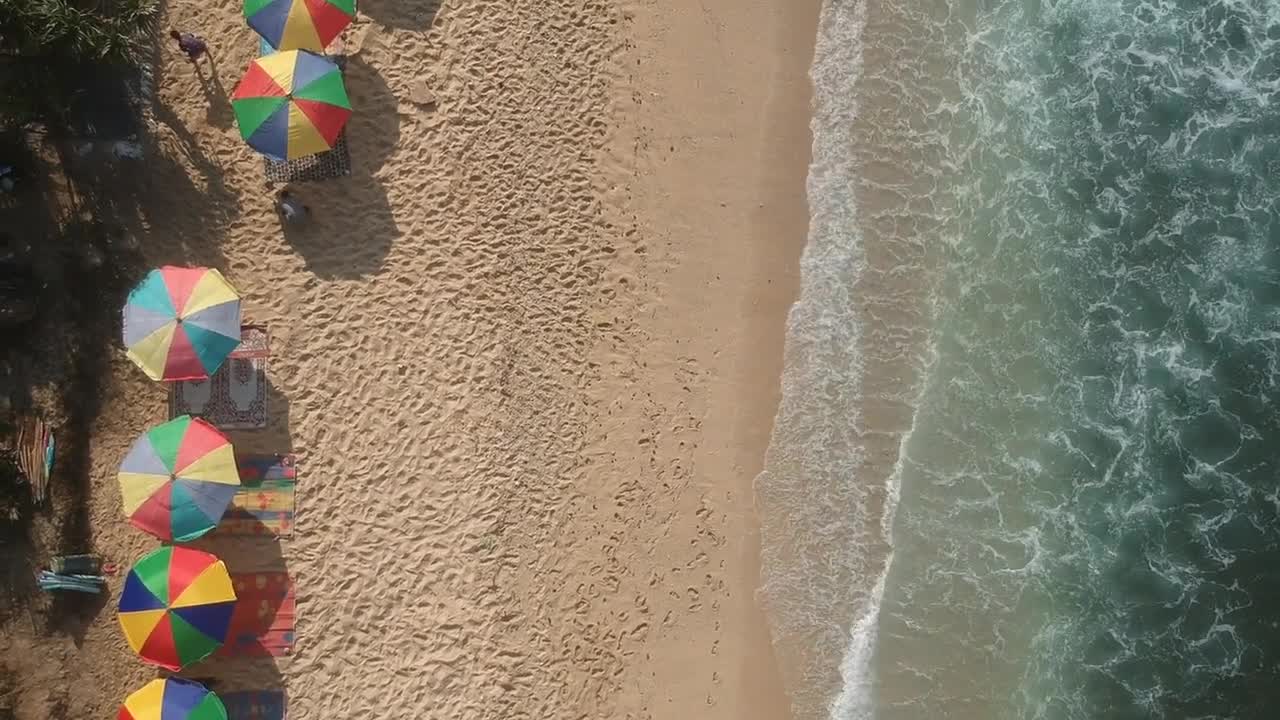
[[118, 547, 237, 671], [119, 678, 228, 720], [232, 50, 352, 161], [123, 267, 242, 382], [119, 415, 241, 543], [245, 0, 355, 52]]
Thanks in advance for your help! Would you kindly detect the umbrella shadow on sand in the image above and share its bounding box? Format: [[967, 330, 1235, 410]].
[[223, 375, 295, 462], [55, 26, 236, 272], [186, 518, 290, 719], [278, 56, 400, 280], [0, 213, 148, 646], [358, 0, 442, 31], [58, 122, 237, 272], [181, 375, 295, 718]]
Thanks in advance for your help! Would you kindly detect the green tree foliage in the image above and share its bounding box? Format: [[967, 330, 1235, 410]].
[[0, 0, 158, 127], [0, 0, 159, 62]]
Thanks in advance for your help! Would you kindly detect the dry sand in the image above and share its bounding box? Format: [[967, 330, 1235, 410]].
[[1, 0, 818, 718]]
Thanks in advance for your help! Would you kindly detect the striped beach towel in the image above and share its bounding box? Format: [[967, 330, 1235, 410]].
[[216, 572, 295, 657], [36, 570, 103, 594], [218, 454, 297, 536]]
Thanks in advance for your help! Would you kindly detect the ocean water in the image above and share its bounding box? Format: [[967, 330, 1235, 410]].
[[757, 0, 1280, 718]]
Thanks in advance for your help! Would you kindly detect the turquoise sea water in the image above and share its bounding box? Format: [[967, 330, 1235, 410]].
[[759, 0, 1280, 717]]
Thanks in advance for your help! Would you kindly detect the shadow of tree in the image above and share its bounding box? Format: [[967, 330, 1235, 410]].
[[358, 0, 442, 32], [278, 56, 401, 279], [0, 26, 240, 640], [49, 6, 240, 269], [0, 447, 36, 627], [56, 123, 236, 270], [0, 197, 147, 633], [191, 660, 288, 720], [0, 0, 268, 672], [343, 57, 401, 176], [22, 216, 147, 646]]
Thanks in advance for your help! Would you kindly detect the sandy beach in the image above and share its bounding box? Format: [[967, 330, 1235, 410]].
[[0, 0, 817, 718]]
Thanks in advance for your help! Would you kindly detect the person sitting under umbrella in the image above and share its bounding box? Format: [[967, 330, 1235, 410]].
[[275, 189, 311, 225]]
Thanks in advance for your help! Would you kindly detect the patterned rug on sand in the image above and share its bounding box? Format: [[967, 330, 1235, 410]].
[[170, 325, 269, 430]]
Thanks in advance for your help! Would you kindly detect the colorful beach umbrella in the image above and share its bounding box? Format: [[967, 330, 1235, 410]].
[[119, 677, 228, 720], [118, 546, 237, 671], [119, 415, 241, 542], [232, 50, 352, 161], [123, 267, 242, 382], [245, 0, 355, 52]]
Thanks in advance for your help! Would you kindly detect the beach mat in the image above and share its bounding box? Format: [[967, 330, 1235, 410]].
[[218, 454, 297, 537], [222, 690, 286, 720], [217, 572, 295, 658], [170, 325, 270, 429], [264, 131, 351, 183]]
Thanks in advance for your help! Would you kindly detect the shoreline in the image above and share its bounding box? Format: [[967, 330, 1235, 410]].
[[737, 0, 824, 717], [601, 0, 820, 717]]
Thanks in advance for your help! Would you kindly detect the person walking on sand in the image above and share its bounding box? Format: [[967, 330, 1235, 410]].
[[170, 30, 208, 63], [275, 189, 311, 225]]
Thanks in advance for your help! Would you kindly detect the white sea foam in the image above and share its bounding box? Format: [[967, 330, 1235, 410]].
[[828, 359, 932, 719], [828, 566, 887, 720], [755, 0, 892, 717]]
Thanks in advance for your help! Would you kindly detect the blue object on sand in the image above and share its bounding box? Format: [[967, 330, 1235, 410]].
[[36, 570, 104, 594], [222, 690, 285, 720]]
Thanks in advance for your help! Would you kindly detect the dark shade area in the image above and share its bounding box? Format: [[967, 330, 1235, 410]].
[[278, 56, 401, 279], [356, 0, 442, 31]]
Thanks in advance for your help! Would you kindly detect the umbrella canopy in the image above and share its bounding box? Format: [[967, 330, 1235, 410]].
[[124, 267, 242, 382], [119, 415, 241, 542], [232, 50, 352, 160], [119, 677, 228, 720], [118, 546, 237, 671], [245, 0, 355, 52]]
